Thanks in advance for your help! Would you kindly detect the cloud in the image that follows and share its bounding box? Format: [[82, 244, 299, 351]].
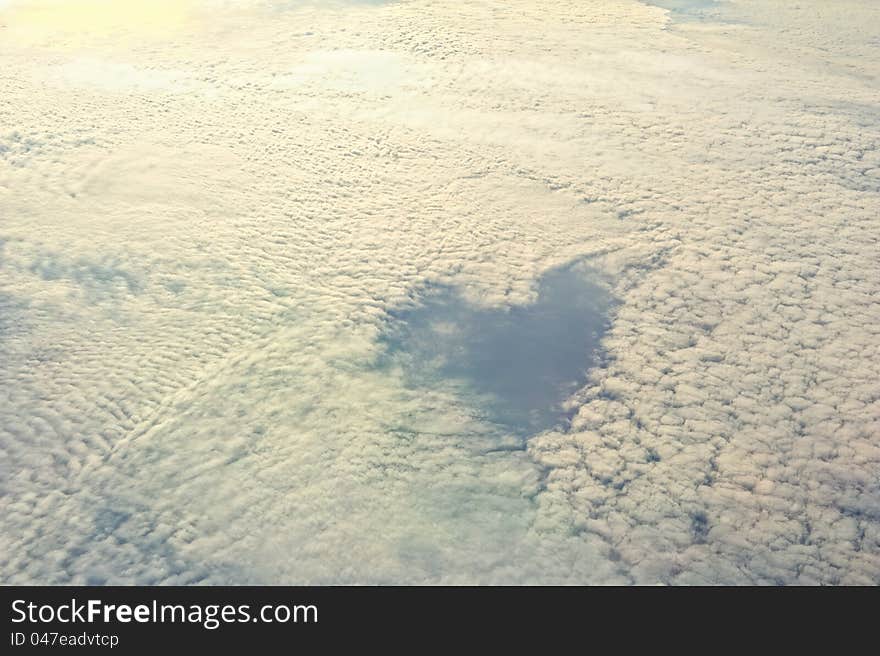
[[1, 0, 878, 584]]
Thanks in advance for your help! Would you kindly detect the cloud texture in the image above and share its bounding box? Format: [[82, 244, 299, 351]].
[[1, 0, 878, 584]]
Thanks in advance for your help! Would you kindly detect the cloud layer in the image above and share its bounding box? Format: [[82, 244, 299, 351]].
[[1, 0, 878, 584]]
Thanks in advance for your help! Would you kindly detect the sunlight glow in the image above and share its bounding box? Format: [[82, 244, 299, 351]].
[[1, 0, 193, 43]]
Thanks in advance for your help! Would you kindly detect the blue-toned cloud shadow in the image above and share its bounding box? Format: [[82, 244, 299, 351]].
[[378, 261, 613, 436], [642, 0, 722, 23]]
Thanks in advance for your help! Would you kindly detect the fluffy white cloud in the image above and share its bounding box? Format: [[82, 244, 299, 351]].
[[1, 0, 878, 584]]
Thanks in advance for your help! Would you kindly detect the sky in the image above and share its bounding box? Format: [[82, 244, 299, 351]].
[[1, 0, 878, 585]]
